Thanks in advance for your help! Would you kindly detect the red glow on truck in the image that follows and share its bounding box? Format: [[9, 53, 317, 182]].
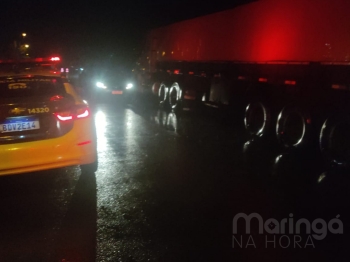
[[146, 0, 350, 65]]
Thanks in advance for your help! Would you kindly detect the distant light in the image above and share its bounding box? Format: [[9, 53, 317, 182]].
[[24, 44, 29, 48], [22, 33, 26, 37], [332, 84, 348, 90], [284, 80, 296, 85], [96, 82, 107, 89], [318, 173, 326, 183], [50, 57, 60, 61], [126, 83, 133, 89], [80, 68, 84, 71]]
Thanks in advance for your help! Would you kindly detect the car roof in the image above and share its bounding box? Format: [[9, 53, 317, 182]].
[[0, 73, 69, 86], [0, 57, 63, 78], [0, 71, 64, 78]]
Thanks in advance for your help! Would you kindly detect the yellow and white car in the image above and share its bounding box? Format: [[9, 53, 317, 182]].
[[0, 58, 97, 176]]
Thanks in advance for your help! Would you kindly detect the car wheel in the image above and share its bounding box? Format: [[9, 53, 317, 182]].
[[80, 160, 98, 173]]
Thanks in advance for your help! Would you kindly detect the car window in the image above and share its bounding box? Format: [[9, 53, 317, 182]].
[[63, 82, 84, 103], [0, 76, 66, 98]]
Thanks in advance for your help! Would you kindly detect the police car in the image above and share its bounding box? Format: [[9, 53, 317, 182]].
[[0, 57, 98, 175]]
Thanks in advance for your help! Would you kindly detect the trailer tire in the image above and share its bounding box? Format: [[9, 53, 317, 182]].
[[276, 104, 311, 148], [152, 81, 161, 95], [169, 82, 182, 110], [244, 102, 271, 137], [158, 82, 169, 108], [320, 113, 350, 169]]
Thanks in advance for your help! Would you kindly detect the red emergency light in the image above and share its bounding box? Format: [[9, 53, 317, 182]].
[[0, 57, 61, 64], [50, 57, 60, 61]]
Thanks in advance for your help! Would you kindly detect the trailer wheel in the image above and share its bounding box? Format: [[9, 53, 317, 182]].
[[320, 114, 350, 168], [276, 105, 311, 148], [169, 82, 182, 110], [158, 82, 169, 106], [152, 81, 161, 95], [244, 102, 271, 136]]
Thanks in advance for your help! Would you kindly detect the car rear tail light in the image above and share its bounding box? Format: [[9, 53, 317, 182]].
[[54, 111, 73, 121], [77, 108, 89, 119], [54, 105, 90, 121]]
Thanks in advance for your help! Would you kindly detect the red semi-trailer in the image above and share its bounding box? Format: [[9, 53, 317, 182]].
[[142, 0, 350, 63], [135, 0, 350, 183]]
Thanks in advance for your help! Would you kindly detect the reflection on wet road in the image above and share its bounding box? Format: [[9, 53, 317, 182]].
[[94, 102, 350, 261], [0, 167, 82, 261], [0, 101, 349, 261], [95, 104, 162, 260]]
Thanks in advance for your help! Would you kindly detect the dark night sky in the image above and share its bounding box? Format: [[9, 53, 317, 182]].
[[0, 0, 253, 67]]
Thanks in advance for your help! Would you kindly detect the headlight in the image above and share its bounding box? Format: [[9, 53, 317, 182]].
[[126, 83, 133, 89], [96, 82, 107, 89]]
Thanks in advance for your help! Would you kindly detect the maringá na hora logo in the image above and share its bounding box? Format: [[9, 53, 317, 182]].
[[232, 213, 343, 248]]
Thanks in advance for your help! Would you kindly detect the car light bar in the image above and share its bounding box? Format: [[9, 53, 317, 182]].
[[50, 57, 60, 61], [0, 57, 62, 64]]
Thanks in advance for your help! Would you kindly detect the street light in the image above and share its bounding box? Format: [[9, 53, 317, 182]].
[[22, 33, 26, 37], [25, 44, 29, 48]]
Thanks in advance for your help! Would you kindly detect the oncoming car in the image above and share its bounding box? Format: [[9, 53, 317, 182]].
[[89, 68, 135, 104], [0, 58, 98, 176]]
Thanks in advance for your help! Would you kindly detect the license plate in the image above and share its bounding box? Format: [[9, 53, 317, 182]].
[[0, 119, 40, 133], [112, 90, 123, 95]]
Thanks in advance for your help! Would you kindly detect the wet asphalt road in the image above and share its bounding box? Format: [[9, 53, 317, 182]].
[[0, 97, 349, 262]]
